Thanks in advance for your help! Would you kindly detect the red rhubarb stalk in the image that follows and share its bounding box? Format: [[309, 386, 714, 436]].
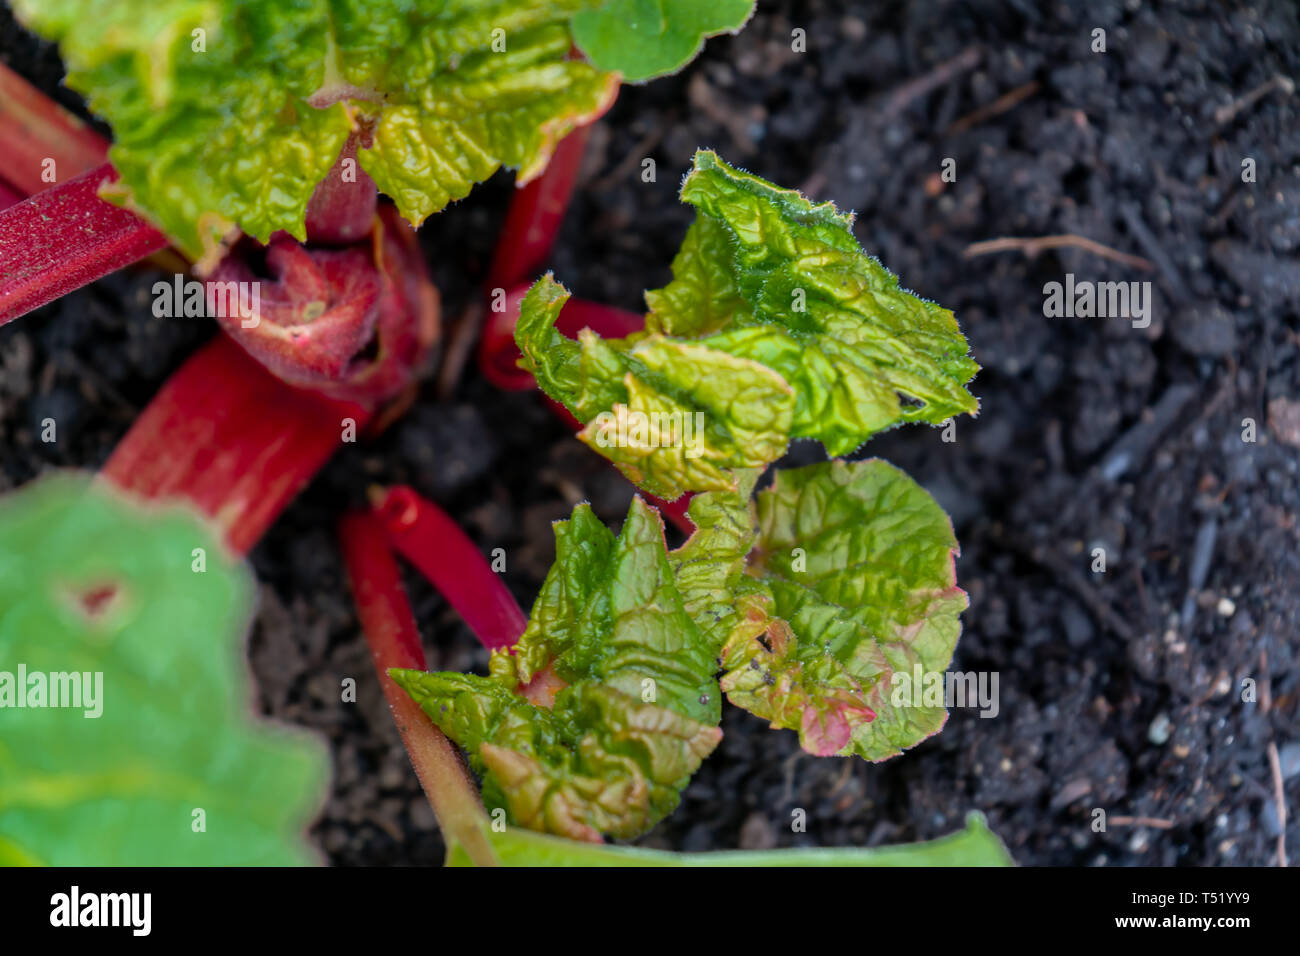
[[101, 335, 371, 555], [0, 61, 108, 197], [487, 123, 596, 292], [479, 280, 645, 390], [0, 164, 166, 324], [339, 511, 497, 866], [371, 485, 527, 651]]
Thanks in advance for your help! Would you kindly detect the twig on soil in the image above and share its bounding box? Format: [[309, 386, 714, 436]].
[[590, 119, 670, 192], [876, 46, 983, 121], [436, 299, 484, 400], [1108, 815, 1175, 830], [963, 233, 1154, 272], [994, 530, 1137, 642], [1099, 383, 1198, 483], [1212, 74, 1295, 127], [1179, 516, 1218, 635], [1266, 741, 1288, 867], [1119, 202, 1187, 302], [945, 80, 1040, 136]]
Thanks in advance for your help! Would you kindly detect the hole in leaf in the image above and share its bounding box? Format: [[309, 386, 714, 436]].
[[897, 392, 926, 410], [60, 580, 125, 627], [77, 584, 119, 619]]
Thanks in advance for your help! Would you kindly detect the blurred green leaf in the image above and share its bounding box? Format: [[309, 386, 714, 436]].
[[447, 812, 1012, 866], [0, 474, 328, 865], [572, 0, 755, 82]]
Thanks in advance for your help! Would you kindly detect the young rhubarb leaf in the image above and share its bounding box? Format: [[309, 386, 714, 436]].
[[0, 474, 328, 865], [446, 811, 1011, 866], [11, 0, 618, 269], [517, 274, 795, 498], [571, 0, 756, 82], [392, 496, 722, 842], [517, 152, 979, 499], [720, 459, 967, 761]]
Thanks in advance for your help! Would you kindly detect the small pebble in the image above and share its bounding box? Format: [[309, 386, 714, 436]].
[[1216, 597, 1236, 617], [1148, 713, 1173, 745]]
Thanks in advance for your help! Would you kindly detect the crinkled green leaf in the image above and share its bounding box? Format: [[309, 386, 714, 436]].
[[518, 152, 978, 498], [572, 0, 755, 83], [0, 474, 328, 865], [12, 0, 617, 267], [720, 459, 967, 761], [446, 812, 1012, 866], [517, 275, 795, 499], [392, 496, 722, 841], [668, 469, 770, 651]]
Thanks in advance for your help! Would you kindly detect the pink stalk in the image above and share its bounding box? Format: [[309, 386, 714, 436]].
[[372, 485, 528, 651], [479, 281, 645, 390], [338, 511, 497, 866], [0, 62, 108, 197], [103, 335, 372, 555], [487, 123, 596, 292], [0, 164, 166, 324]]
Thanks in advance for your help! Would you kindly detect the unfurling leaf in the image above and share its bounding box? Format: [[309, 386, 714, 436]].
[[720, 459, 967, 761], [516, 276, 794, 498], [572, 0, 756, 83], [392, 497, 721, 842], [517, 151, 979, 499], [0, 474, 328, 865], [12, 0, 617, 268]]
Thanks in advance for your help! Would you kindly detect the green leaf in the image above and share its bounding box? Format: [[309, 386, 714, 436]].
[[517, 275, 795, 499], [0, 474, 328, 865], [392, 496, 722, 842], [571, 0, 755, 83], [446, 812, 1012, 866], [720, 459, 967, 761], [518, 152, 979, 499], [12, 0, 617, 267]]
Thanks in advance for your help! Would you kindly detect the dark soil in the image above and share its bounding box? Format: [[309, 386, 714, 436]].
[[2, 0, 1298, 866]]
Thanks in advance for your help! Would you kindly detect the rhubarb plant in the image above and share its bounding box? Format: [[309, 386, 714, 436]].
[[9, 0, 616, 268], [7, 0, 754, 272], [394, 457, 967, 841], [388, 156, 979, 845], [517, 151, 980, 499], [0, 3, 1003, 866]]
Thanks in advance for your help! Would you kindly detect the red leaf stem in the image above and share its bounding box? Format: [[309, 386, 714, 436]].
[[102, 334, 370, 554], [0, 164, 166, 325], [0, 62, 108, 197], [338, 511, 496, 866], [371, 484, 527, 652], [486, 123, 595, 292]]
